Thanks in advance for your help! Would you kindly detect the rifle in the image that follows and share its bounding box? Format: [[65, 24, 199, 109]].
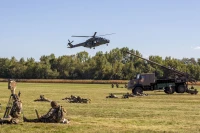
[[35, 109, 40, 119], [3, 95, 13, 118]]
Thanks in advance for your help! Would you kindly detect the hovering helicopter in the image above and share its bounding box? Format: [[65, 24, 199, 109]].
[[67, 32, 114, 49]]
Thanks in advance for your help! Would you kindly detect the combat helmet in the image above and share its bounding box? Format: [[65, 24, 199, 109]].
[[51, 101, 58, 108]]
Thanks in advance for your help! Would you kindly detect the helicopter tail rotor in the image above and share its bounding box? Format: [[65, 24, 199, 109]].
[[67, 39, 74, 48]]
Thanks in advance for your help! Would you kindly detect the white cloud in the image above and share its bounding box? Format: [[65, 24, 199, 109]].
[[194, 46, 200, 50], [191, 46, 200, 50]]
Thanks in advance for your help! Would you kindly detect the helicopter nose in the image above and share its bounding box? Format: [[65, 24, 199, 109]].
[[107, 39, 110, 43]]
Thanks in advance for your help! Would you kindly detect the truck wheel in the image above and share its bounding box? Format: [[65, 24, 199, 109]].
[[164, 87, 170, 94], [171, 86, 175, 94], [177, 85, 186, 93], [164, 86, 175, 94], [132, 87, 143, 95]]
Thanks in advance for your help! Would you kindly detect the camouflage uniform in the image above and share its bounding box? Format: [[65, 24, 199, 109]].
[[124, 84, 127, 88], [9, 94, 22, 123], [111, 83, 114, 88], [24, 101, 69, 124], [106, 93, 118, 98], [116, 83, 119, 88], [0, 94, 22, 124]]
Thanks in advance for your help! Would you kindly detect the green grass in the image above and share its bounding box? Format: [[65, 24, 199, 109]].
[[0, 83, 200, 133]]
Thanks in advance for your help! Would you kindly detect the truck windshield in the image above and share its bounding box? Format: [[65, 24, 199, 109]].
[[136, 74, 140, 79]]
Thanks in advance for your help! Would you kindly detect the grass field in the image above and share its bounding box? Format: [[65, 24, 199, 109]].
[[0, 83, 200, 133]]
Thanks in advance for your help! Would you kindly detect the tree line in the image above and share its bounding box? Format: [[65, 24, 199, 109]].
[[0, 47, 200, 80]]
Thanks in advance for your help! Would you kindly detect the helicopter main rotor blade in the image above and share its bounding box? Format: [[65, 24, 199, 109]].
[[98, 33, 115, 36], [93, 32, 97, 37], [71, 36, 91, 37]]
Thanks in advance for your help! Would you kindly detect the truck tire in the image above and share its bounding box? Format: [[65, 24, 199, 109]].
[[177, 85, 186, 93], [164, 86, 175, 94], [132, 87, 143, 95], [171, 86, 175, 94]]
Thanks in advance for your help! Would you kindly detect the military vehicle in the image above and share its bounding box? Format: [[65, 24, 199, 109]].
[[126, 51, 198, 95], [67, 32, 114, 49]]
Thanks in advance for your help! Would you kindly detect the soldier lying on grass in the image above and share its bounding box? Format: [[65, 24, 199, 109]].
[[62, 95, 91, 103], [106, 93, 118, 98], [34, 95, 51, 102], [23, 101, 69, 124]]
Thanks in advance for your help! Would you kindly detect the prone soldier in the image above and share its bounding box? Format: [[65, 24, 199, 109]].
[[106, 93, 118, 98], [34, 95, 51, 102], [63, 95, 91, 103]]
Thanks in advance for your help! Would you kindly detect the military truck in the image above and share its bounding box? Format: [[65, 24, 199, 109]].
[[126, 51, 197, 95]]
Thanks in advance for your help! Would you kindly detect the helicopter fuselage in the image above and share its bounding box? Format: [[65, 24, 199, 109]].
[[83, 37, 110, 48]]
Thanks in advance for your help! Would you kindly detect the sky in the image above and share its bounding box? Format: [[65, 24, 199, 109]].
[[0, 0, 199, 61]]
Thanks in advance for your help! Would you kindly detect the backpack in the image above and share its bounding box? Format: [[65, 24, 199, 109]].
[[56, 106, 65, 123]]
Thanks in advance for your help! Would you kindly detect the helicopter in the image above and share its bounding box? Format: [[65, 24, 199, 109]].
[[67, 32, 114, 49]]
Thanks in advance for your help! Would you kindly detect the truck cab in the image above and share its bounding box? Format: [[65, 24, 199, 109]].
[[128, 73, 155, 94]]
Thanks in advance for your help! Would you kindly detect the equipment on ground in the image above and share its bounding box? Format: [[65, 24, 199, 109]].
[[126, 51, 198, 95], [0, 79, 22, 124], [67, 32, 114, 49]]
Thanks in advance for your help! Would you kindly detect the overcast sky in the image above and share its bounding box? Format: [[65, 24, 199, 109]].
[[0, 0, 199, 61]]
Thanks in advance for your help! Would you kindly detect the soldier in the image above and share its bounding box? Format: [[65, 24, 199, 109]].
[[23, 101, 69, 124], [81, 98, 91, 103], [111, 83, 114, 88], [76, 96, 82, 103], [191, 86, 194, 89], [122, 93, 129, 99], [124, 83, 127, 88], [34, 95, 51, 102], [0, 94, 23, 124], [106, 93, 118, 98], [0, 80, 23, 124], [9, 94, 22, 124], [116, 83, 119, 88]]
